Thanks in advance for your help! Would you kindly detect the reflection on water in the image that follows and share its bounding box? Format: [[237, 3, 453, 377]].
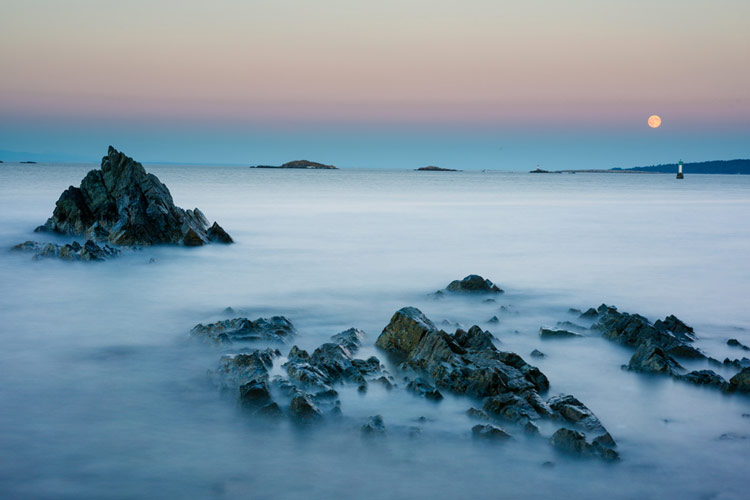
[[1, 164, 749, 499]]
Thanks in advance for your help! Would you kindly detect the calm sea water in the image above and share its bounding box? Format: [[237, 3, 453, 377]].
[[1, 163, 749, 499]]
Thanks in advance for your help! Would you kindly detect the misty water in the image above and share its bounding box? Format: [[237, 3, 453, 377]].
[[1, 163, 749, 499]]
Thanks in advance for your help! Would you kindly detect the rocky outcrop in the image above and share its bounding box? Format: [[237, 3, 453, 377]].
[[33, 146, 232, 247], [373, 307, 618, 460], [550, 428, 619, 461], [539, 328, 581, 339], [592, 304, 704, 359], [727, 339, 750, 351], [190, 316, 296, 344], [283, 328, 384, 390], [472, 424, 511, 440], [729, 367, 750, 393], [445, 275, 504, 294], [376, 307, 548, 398], [361, 415, 386, 435], [12, 239, 119, 261], [627, 340, 683, 375], [678, 370, 729, 390]]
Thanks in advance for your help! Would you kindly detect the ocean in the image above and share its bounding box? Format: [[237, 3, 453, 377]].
[[1, 163, 749, 499]]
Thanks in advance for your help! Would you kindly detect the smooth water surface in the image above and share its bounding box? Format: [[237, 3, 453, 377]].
[[1, 163, 749, 499]]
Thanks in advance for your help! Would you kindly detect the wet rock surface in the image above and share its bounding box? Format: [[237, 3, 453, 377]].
[[191, 316, 296, 344], [445, 275, 504, 294], [539, 328, 581, 339], [12, 239, 120, 261], [16, 146, 232, 259]]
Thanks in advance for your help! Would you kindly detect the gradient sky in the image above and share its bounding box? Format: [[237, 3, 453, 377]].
[[1, 0, 748, 168]]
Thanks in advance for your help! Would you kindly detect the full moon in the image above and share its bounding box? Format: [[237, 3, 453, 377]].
[[648, 115, 662, 128]]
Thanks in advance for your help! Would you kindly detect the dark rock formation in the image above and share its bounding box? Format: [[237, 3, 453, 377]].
[[283, 329, 383, 389], [550, 428, 619, 461], [729, 367, 750, 393], [593, 305, 704, 359], [539, 328, 581, 339], [361, 415, 386, 435], [12, 239, 119, 261], [678, 370, 729, 390], [406, 378, 444, 400], [472, 424, 511, 440], [547, 395, 609, 434], [530, 349, 546, 358], [627, 340, 683, 375], [579, 308, 599, 319], [289, 393, 323, 422], [727, 339, 750, 351], [445, 275, 504, 294], [376, 307, 548, 399], [34, 146, 232, 247], [191, 316, 296, 344], [211, 349, 281, 390]]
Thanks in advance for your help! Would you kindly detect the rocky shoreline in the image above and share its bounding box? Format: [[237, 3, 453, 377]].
[[11, 146, 233, 261], [187, 274, 749, 464]]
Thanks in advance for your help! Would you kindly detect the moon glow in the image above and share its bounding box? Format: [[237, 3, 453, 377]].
[[648, 115, 662, 128]]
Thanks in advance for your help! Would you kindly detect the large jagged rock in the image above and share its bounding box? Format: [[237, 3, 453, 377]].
[[593, 305, 704, 359], [627, 340, 683, 375], [34, 146, 232, 247], [550, 428, 619, 461], [376, 307, 548, 399], [445, 275, 504, 294], [283, 328, 383, 389], [210, 349, 281, 390], [190, 316, 296, 344], [729, 367, 750, 393]]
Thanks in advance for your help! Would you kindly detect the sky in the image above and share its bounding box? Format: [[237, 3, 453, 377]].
[[1, 0, 748, 169]]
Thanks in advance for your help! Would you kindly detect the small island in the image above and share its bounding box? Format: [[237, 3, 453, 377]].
[[253, 160, 337, 169], [416, 166, 460, 172], [529, 167, 560, 174]]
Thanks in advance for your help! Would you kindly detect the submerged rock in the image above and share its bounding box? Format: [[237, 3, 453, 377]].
[[445, 275, 504, 294], [530, 349, 546, 358], [627, 340, 683, 375], [361, 415, 386, 435], [472, 424, 511, 440], [33, 146, 232, 247], [284, 328, 383, 389], [191, 316, 296, 344], [727, 339, 750, 351], [212, 349, 281, 389], [729, 367, 750, 393], [678, 370, 729, 390], [406, 378, 444, 400], [593, 305, 704, 359], [550, 428, 619, 461], [548, 395, 609, 436], [12, 239, 120, 261], [539, 328, 581, 339], [289, 393, 323, 423]]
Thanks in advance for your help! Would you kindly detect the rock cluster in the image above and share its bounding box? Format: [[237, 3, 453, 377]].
[[191, 316, 296, 344], [12, 239, 119, 261], [587, 304, 748, 393], [375, 306, 617, 460], [445, 275, 504, 294], [15, 146, 232, 260], [209, 324, 390, 425]]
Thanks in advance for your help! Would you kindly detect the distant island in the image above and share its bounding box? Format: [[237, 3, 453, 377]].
[[253, 160, 337, 170], [612, 159, 750, 175], [529, 167, 560, 174], [416, 166, 460, 172], [20, 161, 37, 164]]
